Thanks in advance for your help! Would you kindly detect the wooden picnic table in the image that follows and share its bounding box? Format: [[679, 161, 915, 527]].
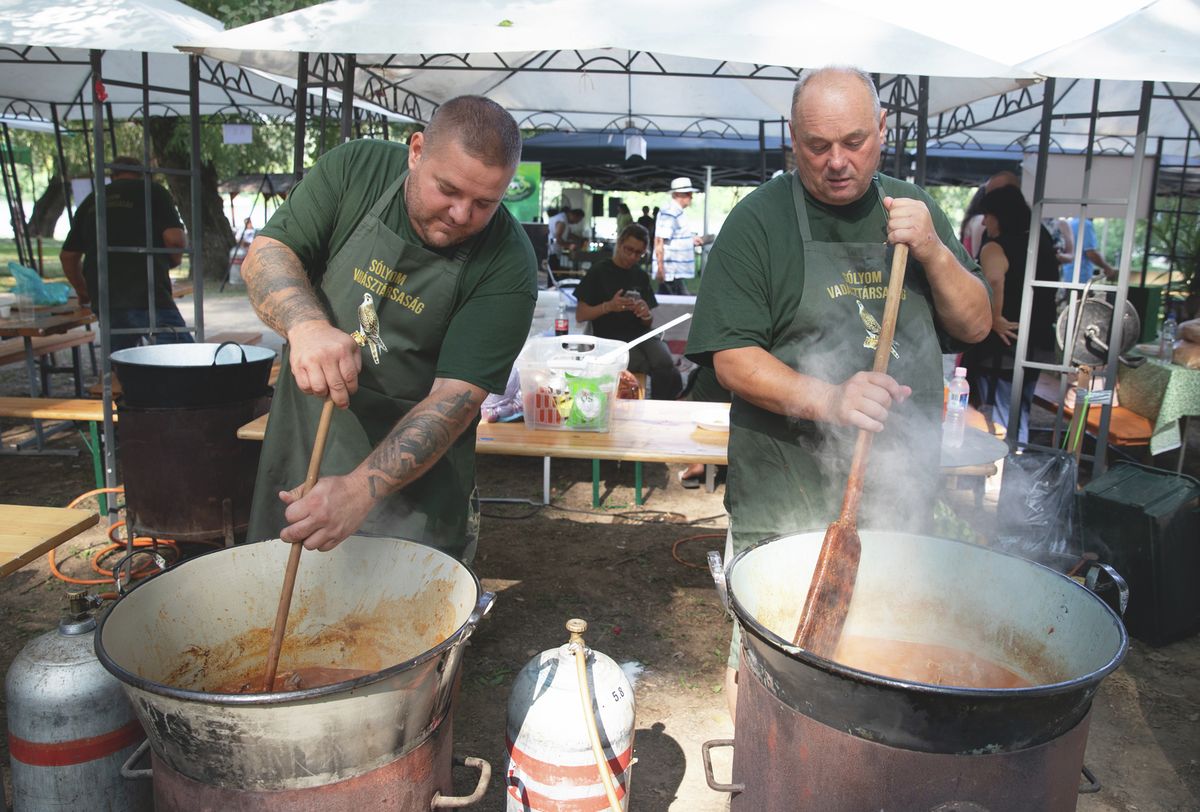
[[0, 307, 99, 446], [0, 504, 98, 578], [239, 399, 731, 505], [239, 399, 1002, 506]]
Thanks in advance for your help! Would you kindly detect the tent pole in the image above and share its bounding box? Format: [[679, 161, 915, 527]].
[[340, 53, 356, 144], [140, 52, 157, 344], [915, 76, 929, 187], [189, 55, 205, 341], [91, 49, 119, 529], [2, 123, 36, 270], [758, 120, 766, 183], [702, 165, 713, 274], [51, 103, 74, 229], [293, 52, 309, 179], [1141, 136, 1162, 286]]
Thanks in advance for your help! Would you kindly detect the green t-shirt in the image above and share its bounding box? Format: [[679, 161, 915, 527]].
[[62, 178, 183, 310], [686, 172, 982, 366], [574, 257, 658, 343], [260, 140, 537, 393]]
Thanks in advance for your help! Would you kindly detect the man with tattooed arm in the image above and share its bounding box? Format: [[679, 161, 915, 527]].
[[242, 96, 537, 562]]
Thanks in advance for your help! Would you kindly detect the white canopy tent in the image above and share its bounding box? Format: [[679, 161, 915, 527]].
[[0, 0, 307, 122], [177, 0, 1033, 140]]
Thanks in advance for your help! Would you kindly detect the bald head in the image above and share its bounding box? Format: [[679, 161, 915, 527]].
[[788, 66, 886, 206], [791, 67, 881, 129]]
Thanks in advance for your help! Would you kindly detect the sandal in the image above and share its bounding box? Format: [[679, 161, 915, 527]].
[[678, 470, 702, 490]]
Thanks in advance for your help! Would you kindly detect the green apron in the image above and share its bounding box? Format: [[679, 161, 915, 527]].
[[726, 173, 944, 555], [248, 171, 481, 561]]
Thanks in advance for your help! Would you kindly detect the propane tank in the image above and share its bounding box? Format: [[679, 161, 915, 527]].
[[506, 618, 635, 811], [5, 591, 152, 811]]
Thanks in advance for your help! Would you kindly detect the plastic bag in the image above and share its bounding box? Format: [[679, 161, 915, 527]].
[[9, 262, 71, 306], [480, 365, 523, 423], [994, 448, 1080, 571]]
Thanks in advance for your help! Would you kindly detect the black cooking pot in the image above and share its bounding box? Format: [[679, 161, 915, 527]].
[[111, 342, 276, 408]]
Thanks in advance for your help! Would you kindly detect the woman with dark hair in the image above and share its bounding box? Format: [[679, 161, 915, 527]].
[[962, 185, 1059, 442]]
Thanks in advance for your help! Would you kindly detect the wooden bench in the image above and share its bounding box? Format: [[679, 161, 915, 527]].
[[0, 397, 112, 504], [0, 329, 97, 396], [1033, 376, 1152, 448]]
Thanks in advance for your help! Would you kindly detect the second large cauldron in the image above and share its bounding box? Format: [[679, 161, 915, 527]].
[[95, 537, 493, 809], [705, 531, 1128, 811]]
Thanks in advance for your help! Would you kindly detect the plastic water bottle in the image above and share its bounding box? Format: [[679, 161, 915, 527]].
[[1159, 308, 1177, 361], [942, 366, 969, 449], [555, 291, 569, 336]]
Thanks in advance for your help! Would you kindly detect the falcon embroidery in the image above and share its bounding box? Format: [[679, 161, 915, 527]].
[[857, 299, 898, 359], [351, 292, 388, 365]]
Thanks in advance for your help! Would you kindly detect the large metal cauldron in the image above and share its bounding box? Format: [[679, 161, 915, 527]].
[[94, 537, 494, 809], [705, 531, 1128, 812], [111, 342, 275, 408]]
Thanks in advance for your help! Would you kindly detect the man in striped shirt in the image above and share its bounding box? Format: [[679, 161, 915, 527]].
[[654, 177, 705, 295]]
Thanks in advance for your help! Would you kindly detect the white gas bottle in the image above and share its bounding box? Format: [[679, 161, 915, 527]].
[[505, 619, 635, 811]]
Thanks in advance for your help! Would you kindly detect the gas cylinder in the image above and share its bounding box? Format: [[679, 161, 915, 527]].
[[5, 591, 151, 811], [506, 618, 636, 811]]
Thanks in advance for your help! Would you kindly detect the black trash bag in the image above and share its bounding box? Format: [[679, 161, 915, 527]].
[[994, 448, 1081, 571]]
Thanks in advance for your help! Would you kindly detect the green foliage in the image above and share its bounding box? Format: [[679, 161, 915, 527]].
[[181, 0, 322, 28], [926, 185, 977, 233]]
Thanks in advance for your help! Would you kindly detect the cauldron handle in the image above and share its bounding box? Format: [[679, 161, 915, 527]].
[[701, 739, 744, 794], [120, 739, 152, 780], [458, 591, 496, 643], [212, 341, 248, 366], [1084, 562, 1129, 616], [430, 755, 491, 808], [1079, 764, 1101, 794], [708, 551, 731, 618]]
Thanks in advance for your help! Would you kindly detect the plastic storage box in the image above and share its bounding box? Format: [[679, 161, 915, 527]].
[[516, 335, 629, 432], [1079, 463, 1200, 646]]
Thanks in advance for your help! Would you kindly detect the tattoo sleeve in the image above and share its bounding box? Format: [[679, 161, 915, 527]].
[[362, 380, 486, 499], [243, 237, 328, 336]]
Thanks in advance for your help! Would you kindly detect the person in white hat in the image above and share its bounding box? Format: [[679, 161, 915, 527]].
[[654, 177, 707, 295]]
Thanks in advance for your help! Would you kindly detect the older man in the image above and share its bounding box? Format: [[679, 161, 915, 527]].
[[686, 67, 991, 718], [242, 95, 537, 562]]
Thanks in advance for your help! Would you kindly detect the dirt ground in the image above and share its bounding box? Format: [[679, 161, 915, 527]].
[[1, 360, 1198, 810]]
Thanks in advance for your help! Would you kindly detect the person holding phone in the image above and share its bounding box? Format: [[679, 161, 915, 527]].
[[575, 223, 682, 399]]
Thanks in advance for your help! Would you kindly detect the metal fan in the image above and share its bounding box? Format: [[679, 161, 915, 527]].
[[1056, 279, 1141, 367]]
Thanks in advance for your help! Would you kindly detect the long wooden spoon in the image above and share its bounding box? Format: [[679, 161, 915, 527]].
[[791, 244, 909, 658], [262, 397, 335, 692]]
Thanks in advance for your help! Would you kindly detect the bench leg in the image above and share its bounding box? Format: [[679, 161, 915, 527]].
[[543, 456, 551, 505], [84, 421, 108, 515], [592, 459, 601, 508], [635, 462, 644, 506], [71, 345, 83, 397], [23, 338, 46, 448]]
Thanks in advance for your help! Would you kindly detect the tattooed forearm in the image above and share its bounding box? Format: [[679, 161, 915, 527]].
[[243, 238, 327, 336], [362, 383, 484, 498]]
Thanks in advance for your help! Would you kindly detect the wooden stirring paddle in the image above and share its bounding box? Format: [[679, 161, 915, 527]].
[[791, 244, 909, 658], [262, 397, 335, 692]]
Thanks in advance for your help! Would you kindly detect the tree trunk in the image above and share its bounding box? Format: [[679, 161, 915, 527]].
[[147, 117, 234, 283], [27, 177, 67, 238]]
